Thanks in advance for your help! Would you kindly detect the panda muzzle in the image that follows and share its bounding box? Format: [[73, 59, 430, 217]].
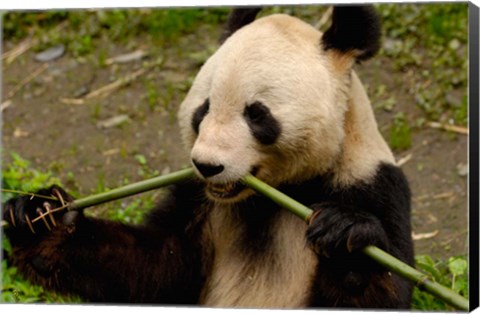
[[205, 166, 259, 200], [208, 181, 245, 199]]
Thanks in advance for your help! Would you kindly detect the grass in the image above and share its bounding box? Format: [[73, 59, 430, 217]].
[[1, 152, 62, 200], [389, 112, 412, 151], [3, 8, 229, 52], [145, 79, 160, 111], [412, 255, 469, 310], [375, 3, 468, 126], [1, 153, 81, 303]]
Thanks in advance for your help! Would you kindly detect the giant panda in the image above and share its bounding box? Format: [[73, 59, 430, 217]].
[[3, 6, 414, 308]]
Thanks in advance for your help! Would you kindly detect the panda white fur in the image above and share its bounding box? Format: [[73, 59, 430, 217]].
[[4, 6, 414, 308]]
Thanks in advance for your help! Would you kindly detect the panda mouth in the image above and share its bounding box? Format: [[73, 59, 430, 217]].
[[207, 181, 246, 199], [205, 167, 259, 200]]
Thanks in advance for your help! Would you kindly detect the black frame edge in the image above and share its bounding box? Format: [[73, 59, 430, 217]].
[[469, 1, 480, 311]]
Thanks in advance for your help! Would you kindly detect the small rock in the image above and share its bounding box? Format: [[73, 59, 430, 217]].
[[456, 163, 468, 177], [97, 115, 130, 129], [34, 44, 66, 62], [383, 38, 402, 53], [448, 38, 461, 51], [73, 86, 90, 98], [446, 91, 462, 107]]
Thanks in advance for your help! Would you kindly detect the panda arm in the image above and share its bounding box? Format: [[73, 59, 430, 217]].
[[3, 181, 206, 304], [305, 163, 414, 308], [306, 162, 413, 261]]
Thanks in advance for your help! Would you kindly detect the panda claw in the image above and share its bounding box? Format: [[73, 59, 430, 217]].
[[3, 185, 78, 237], [8, 206, 16, 227], [53, 188, 66, 206], [36, 207, 52, 231], [306, 203, 389, 258], [25, 214, 36, 234], [43, 202, 57, 227]]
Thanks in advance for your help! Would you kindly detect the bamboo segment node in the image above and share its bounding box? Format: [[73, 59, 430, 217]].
[[416, 275, 431, 289]]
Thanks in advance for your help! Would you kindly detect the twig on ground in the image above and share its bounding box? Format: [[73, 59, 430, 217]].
[[102, 148, 120, 156], [396, 153, 413, 167], [6, 64, 49, 99], [59, 98, 85, 105], [86, 68, 147, 99], [412, 230, 439, 240], [427, 121, 468, 135], [60, 68, 146, 104], [2, 38, 34, 65], [105, 49, 149, 65], [2, 21, 68, 66], [315, 6, 333, 30], [60, 58, 164, 105], [432, 192, 455, 200]]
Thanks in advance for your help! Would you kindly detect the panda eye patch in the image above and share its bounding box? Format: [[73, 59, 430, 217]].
[[245, 101, 268, 123], [191, 98, 210, 134], [244, 102, 281, 145]]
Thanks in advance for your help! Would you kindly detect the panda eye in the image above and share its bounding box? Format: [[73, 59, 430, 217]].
[[191, 98, 210, 134], [243, 101, 281, 145], [244, 102, 268, 123]]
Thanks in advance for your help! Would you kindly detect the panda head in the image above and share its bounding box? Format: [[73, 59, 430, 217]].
[[178, 6, 382, 203]]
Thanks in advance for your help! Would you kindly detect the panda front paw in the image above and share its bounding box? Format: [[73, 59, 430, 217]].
[[3, 185, 80, 240], [306, 203, 388, 258]]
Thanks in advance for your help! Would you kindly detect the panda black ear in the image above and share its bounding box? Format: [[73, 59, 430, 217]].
[[322, 5, 381, 63], [219, 7, 262, 43]]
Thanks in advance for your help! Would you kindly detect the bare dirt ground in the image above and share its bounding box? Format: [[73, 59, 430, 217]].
[[1, 12, 468, 261]]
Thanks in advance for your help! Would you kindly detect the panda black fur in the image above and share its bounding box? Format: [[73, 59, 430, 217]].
[[3, 6, 414, 308]]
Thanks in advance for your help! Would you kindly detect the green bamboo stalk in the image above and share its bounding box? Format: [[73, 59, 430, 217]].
[[241, 174, 469, 311], [363, 246, 469, 311], [69, 167, 195, 210], [1, 168, 196, 224], [241, 175, 313, 222]]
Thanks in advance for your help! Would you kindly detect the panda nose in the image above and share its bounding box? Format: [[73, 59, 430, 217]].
[[192, 160, 224, 178]]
